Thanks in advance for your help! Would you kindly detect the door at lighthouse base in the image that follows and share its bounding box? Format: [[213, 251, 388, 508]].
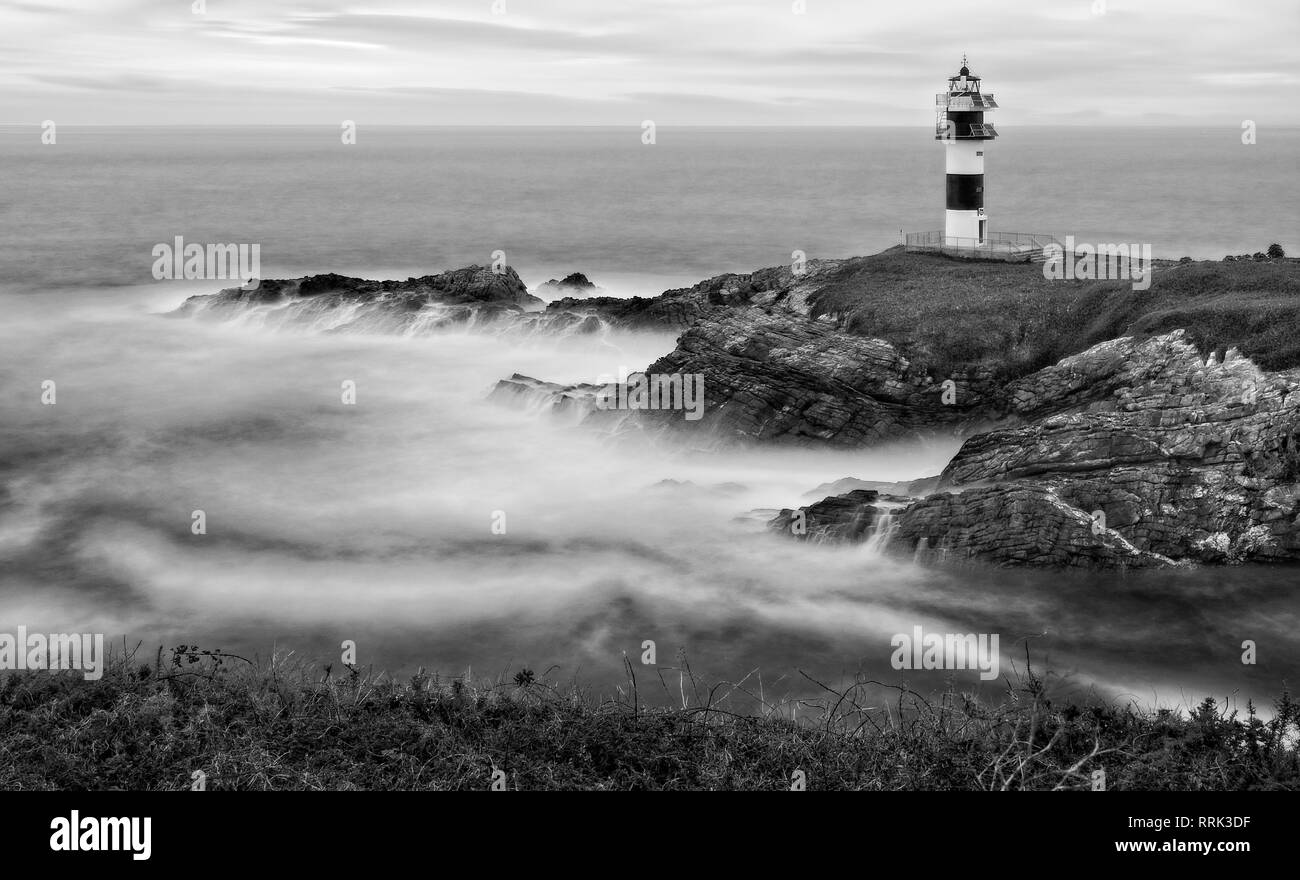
[[979, 219, 986, 244]]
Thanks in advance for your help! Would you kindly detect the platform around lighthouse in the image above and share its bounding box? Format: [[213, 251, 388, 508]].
[[904, 230, 1063, 263]]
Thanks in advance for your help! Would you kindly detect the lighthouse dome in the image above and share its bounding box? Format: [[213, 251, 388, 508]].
[[954, 55, 980, 80]]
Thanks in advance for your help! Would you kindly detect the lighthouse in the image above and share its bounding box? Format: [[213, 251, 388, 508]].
[[936, 56, 997, 246]]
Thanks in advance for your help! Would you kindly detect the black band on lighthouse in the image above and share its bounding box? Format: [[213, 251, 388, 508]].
[[946, 173, 984, 210], [944, 110, 984, 139]]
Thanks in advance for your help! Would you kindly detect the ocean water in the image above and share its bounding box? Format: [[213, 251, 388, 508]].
[[1, 125, 1296, 293], [0, 126, 1296, 713]]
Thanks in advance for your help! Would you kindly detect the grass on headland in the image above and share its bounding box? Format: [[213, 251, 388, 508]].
[[808, 250, 1300, 382], [0, 644, 1295, 791]]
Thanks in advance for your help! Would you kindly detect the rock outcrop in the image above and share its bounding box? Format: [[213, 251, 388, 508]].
[[909, 332, 1300, 566], [637, 308, 984, 445], [171, 266, 545, 334], [171, 264, 742, 337], [892, 484, 1175, 568], [485, 374, 625, 428], [535, 272, 602, 298], [171, 249, 1300, 569], [769, 490, 887, 543], [769, 331, 1300, 568], [529, 263, 820, 334], [494, 257, 997, 444]]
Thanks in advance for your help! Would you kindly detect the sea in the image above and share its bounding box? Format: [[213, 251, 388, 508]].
[[0, 125, 1296, 713]]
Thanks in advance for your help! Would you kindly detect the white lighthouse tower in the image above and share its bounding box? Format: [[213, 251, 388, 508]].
[[936, 56, 997, 246]]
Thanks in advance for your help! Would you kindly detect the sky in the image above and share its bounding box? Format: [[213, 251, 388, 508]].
[[1, 0, 1296, 126]]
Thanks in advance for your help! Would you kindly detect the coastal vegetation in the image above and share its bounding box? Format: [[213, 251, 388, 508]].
[[809, 248, 1300, 381], [1, 645, 1295, 791]]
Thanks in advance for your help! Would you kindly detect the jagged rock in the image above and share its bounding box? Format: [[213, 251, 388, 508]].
[[486, 374, 604, 418], [989, 330, 1279, 423], [171, 265, 545, 334], [769, 489, 884, 543], [486, 374, 644, 436], [532, 264, 814, 333], [587, 257, 1005, 445], [915, 331, 1300, 565], [632, 309, 985, 445], [489, 373, 597, 409], [893, 483, 1174, 568], [775, 331, 1300, 567], [536, 273, 601, 298]]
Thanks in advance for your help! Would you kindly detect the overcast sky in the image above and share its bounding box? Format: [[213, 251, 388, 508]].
[[2, 0, 1295, 126]]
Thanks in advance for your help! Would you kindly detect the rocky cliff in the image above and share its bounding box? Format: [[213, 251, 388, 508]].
[[171, 250, 1300, 568], [895, 331, 1300, 567], [521, 250, 1300, 449], [770, 330, 1300, 568], [486, 250, 1300, 568]]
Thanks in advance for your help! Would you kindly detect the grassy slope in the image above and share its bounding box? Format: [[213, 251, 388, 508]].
[[809, 250, 1300, 381], [1, 651, 1295, 790]]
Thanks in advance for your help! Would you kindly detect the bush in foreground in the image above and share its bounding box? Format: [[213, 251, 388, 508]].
[[0, 646, 1295, 791]]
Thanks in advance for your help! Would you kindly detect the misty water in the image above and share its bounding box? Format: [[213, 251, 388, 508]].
[[0, 126, 1296, 713], [1, 284, 1295, 714]]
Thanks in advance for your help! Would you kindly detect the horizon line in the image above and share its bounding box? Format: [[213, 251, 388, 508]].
[[3, 122, 1295, 129]]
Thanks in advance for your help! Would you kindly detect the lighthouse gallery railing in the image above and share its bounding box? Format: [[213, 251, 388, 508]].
[[936, 93, 998, 109], [905, 231, 1063, 257]]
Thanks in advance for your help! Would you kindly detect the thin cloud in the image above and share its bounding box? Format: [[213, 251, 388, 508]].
[[27, 73, 179, 93], [0, 0, 1295, 125]]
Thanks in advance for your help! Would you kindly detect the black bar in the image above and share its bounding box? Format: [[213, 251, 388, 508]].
[[946, 173, 984, 209], [945, 109, 984, 137], [0, 791, 1284, 867]]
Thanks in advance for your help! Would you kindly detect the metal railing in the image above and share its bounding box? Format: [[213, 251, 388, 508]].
[[934, 122, 998, 139], [936, 92, 998, 109], [905, 230, 1063, 259]]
